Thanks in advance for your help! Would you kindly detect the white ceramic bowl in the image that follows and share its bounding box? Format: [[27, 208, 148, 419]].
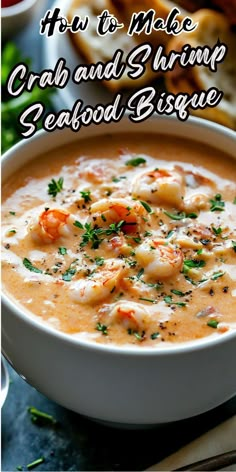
[[1, 0, 40, 39], [2, 116, 236, 426]]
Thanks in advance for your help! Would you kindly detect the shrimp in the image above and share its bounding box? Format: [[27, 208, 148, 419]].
[[70, 259, 125, 304], [29, 209, 73, 244], [98, 301, 151, 332], [132, 168, 185, 208], [90, 198, 147, 233], [184, 170, 215, 189], [135, 239, 183, 278], [184, 193, 210, 212], [174, 223, 213, 250]]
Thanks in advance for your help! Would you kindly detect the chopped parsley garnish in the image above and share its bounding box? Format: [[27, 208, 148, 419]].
[[133, 237, 142, 244], [144, 231, 152, 237], [141, 281, 163, 290], [80, 223, 104, 249], [73, 220, 84, 229], [212, 226, 222, 236], [28, 406, 57, 425], [95, 256, 105, 266], [166, 230, 175, 239], [183, 259, 206, 271], [96, 322, 108, 335], [163, 211, 197, 220], [150, 332, 160, 340], [127, 329, 145, 341], [104, 220, 125, 235], [171, 289, 185, 297], [23, 258, 43, 274], [211, 271, 225, 281], [80, 190, 92, 203], [9, 211, 15, 215], [125, 157, 146, 167], [47, 177, 64, 197], [184, 275, 198, 286], [139, 297, 156, 303], [232, 241, 236, 253], [209, 194, 225, 212], [58, 247, 67, 255], [62, 262, 77, 281], [9, 229, 16, 234], [137, 268, 144, 279], [27, 457, 45, 470], [112, 176, 127, 183], [207, 320, 219, 329], [164, 296, 186, 307], [140, 201, 153, 213]]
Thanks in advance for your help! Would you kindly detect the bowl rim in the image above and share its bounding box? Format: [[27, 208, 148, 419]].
[[1, 0, 38, 17], [2, 115, 236, 357]]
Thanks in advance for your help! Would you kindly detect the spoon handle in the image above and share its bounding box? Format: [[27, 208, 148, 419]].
[[174, 450, 236, 471]]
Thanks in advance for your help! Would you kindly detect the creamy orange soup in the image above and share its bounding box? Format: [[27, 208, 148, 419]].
[[2, 133, 236, 347]]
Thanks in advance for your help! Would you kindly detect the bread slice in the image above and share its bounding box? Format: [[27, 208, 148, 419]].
[[166, 10, 236, 129], [67, 0, 158, 91]]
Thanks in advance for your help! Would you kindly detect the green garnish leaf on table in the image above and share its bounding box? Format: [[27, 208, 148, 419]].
[[28, 406, 57, 425], [58, 247, 67, 255], [125, 157, 146, 167], [164, 211, 197, 220], [96, 322, 108, 335], [23, 258, 43, 274], [209, 194, 225, 212], [80, 190, 92, 203], [207, 320, 219, 329], [140, 201, 153, 213], [27, 457, 45, 470], [16, 467, 23, 471], [1, 43, 55, 153], [48, 177, 64, 197], [164, 296, 186, 307]]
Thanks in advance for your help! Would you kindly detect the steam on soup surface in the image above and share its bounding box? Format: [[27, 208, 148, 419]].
[[2, 133, 236, 347]]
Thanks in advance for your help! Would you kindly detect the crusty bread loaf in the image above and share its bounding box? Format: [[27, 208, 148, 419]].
[[67, 0, 158, 91], [111, 0, 168, 45], [166, 10, 236, 129]]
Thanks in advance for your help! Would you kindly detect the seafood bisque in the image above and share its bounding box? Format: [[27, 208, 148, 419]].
[[2, 133, 236, 347]]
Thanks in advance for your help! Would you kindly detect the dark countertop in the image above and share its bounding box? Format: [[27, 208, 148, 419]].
[[1, 1, 236, 471]]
